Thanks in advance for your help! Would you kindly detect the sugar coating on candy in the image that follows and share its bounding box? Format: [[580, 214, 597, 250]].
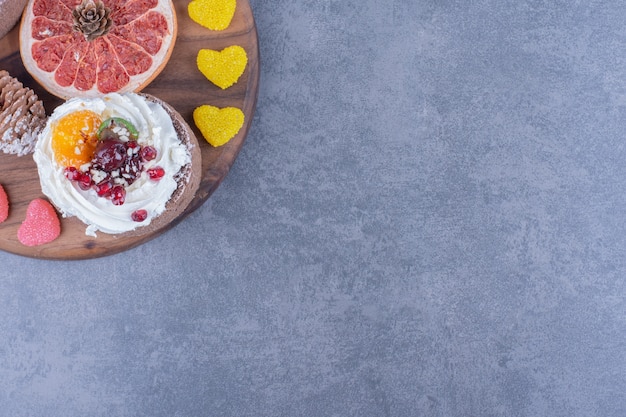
[[193, 105, 244, 147], [17, 198, 61, 247], [0, 184, 8, 223], [197, 46, 247, 89], [188, 0, 236, 31]]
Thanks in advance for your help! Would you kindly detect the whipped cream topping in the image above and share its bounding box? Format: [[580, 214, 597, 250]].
[[33, 93, 191, 237]]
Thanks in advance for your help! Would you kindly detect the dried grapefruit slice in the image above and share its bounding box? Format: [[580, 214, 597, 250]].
[[19, 0, 177, 99]]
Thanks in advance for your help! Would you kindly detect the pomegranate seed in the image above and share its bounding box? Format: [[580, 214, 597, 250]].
[[140, 146, 157, 161], [78, 172, 92, 190], [111, 185, 126, 206], [131, 209, 148, 222], [147, 166, 165, 180], [64, 167, 80, 181], [95, 180, 113, 197], [127, 140, 139, 149]]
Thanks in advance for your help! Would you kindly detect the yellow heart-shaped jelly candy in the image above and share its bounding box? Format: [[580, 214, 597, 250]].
[[193, 105, 244, 147], [188, 0, 237, 31], [197, 46, 247, 89]]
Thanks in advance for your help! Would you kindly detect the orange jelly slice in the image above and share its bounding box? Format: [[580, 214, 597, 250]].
[[51, 110, 102, 168]]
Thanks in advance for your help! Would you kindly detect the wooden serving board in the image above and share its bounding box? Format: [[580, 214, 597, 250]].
[[0, 0, 259, 259]]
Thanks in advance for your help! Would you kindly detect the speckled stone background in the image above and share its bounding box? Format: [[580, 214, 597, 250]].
[[1, 0, 626, 415]]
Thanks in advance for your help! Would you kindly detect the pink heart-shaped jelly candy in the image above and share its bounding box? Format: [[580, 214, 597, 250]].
[[0, 184, 8, 223], [17, 198, 61, 247]]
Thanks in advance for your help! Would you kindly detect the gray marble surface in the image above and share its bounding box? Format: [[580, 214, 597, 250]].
[[1, 0, 626, 415]]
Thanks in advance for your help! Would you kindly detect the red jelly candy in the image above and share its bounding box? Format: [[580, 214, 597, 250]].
[[0, 184, 8, 223], [17, 199, 61, 247]]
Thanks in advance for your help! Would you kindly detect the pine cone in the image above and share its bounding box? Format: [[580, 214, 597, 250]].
[[72, 0, 112, 41], [0, 70, 47, 156]]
